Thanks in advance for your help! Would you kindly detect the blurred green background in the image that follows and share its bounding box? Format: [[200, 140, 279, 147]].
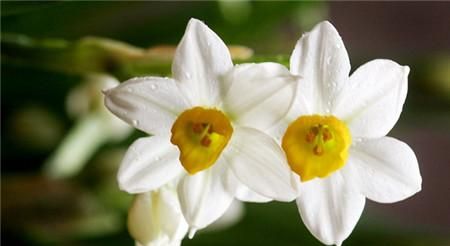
[[2, 1, 450, 246]]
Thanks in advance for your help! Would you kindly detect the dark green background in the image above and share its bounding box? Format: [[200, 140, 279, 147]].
[[2, 2, 449, 245]]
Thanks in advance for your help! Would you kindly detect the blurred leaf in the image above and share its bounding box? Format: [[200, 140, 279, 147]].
[[1, 34, 172, 80], [218, 0, 252, 24], [423, 55, 450, 102]]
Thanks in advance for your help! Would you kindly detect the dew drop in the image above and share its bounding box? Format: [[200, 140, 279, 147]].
[[132, 120, 139, 127], [150, 84, 158, 90], [326, 57, 332, 65], [185, 72, 191, 79]]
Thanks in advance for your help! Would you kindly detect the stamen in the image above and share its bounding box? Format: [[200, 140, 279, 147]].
[[313, 145, 323, 156], [170, 107, 233, 174], [192, 123, 203, 134], [200, 136, 212, 147], [311, 125, 320, 135], [305, 131, 315, 143], [282, 115, 351, 181], [322, 128, 332, 142]]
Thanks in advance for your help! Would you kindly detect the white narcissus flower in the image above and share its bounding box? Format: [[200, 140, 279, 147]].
[[104, 18, 298, 235], [129, 186, 188, 246], [271, 21, 422, 245]]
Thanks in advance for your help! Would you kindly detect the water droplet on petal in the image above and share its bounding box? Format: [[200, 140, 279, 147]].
[[150, 84, 157, 90], [185, 72, 191, 79], [132, 120, 139, 127]]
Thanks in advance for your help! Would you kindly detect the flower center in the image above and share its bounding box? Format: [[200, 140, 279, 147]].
[[170, 107, 233, 174], [281, 115, 351, 182]]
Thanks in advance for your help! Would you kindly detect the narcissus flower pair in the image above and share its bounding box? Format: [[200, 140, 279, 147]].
[[104, 19, 421, 246]]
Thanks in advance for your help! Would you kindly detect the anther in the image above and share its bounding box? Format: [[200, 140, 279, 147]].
[[313, 145, 324, 156], [200, 136, 212, 147], [192, 123, 203, 134], [322, 129, 332, 142], [311, 125, 320, 135], [305, 131, 315, 143]]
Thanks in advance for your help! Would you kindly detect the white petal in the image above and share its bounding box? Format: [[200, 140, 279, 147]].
[[343, 137, 421, 203], [104, 77, 189, 135], [206, 200, 245, 231], [234, 183, 273, 203], [225, 126, 297, 202], [222, 168, 272, 203], [172, 18, 233, 106], [222, 62, 298, 131], [128, 192, 161, 245], [266, 117, 292, 143], [129, 188, 187, 246], [334, 59, 409, 138], [118, 136, 184, 193], [136, 240, 182, 246], [290, 21, 350, 115], [177, 161, 234, 230], [158, 188, 189, 243], [296, 173, 365, 245]]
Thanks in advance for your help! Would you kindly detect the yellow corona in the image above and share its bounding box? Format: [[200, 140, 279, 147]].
[[171, 107, 233, 174], [282, 115, 351, 182]]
